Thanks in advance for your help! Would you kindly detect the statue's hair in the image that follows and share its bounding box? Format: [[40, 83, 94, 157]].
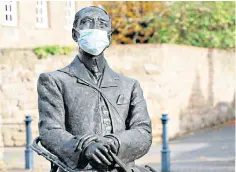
[[73, 6, 110, 28]]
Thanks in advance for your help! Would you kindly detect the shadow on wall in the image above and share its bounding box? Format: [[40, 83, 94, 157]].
[[178, 49, 235, 135]]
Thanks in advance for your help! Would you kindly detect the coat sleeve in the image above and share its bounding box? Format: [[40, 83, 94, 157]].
[[108, 80, 152, 163], [37, 73, 94, 169]]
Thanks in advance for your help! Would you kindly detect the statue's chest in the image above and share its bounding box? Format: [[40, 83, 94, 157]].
[[64, 79, 131, 119]]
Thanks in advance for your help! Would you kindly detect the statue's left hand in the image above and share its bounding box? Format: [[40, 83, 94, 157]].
[[84, 142, 113, 169], [96, 136, 119, 155]]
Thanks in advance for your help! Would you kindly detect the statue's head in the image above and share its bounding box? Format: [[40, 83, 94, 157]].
[[72, 6, 112, 57]]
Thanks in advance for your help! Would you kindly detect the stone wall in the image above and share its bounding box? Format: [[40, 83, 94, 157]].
[[0, 44, 235, 146]]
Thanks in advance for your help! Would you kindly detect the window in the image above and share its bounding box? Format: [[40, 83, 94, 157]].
[[2, 0, 17, 26], [64, 1, 75, 28], [36, 1, 48, 28]]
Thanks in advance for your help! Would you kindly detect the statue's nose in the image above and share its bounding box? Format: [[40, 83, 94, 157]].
[[89, 19, 100, 30]]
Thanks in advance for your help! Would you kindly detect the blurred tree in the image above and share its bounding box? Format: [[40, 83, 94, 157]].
[[94, 1, 235, 49], [93, 1, 168, 44], [148, 1, 235, 49]]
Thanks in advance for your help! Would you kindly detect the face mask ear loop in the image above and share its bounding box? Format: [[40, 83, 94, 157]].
[[73, 27, 80, 33], [73, 27, 80, 43], [107, 31, 112, 36], [107, 31, 112, 48]]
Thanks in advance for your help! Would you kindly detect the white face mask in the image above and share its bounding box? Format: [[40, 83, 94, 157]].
[[76, 29, 111, 56]]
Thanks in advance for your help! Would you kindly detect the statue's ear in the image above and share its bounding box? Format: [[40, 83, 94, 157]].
[[72, 28, 79, 43], [108, 32, 112, 47]]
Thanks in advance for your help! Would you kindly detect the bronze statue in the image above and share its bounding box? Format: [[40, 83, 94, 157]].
[[35, 6, 152, 172]]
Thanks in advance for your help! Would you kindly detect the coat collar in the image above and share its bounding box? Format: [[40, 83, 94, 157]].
[[78, 54, 106, 73], [59, 55, 120, 88]]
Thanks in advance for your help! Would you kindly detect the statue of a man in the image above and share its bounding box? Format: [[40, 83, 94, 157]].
[[37, 6, 152, 172]]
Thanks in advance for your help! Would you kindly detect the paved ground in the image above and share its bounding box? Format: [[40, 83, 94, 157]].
[[140, 122, 235, 172], [3, 122, 235, 172]]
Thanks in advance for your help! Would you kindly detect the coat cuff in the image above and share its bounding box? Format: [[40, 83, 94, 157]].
[[64, 134, 98, 169], [62, 136, 81, 169]]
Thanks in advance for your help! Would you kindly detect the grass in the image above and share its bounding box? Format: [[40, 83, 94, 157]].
[[33, 45, 75, 59]]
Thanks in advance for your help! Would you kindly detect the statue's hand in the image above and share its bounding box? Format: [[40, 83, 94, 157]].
[[84, 142, 114, 168], [96, 136, 119, 155]]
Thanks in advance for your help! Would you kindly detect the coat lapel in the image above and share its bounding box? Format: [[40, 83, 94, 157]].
[[100, 65, 120, 88], [59, 55, 96, 85], [59, 55, 120, 88]]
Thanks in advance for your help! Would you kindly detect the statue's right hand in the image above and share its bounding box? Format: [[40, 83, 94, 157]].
[[84, 142, 114, 167]]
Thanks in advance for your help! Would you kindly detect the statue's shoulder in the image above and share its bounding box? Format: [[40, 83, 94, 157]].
[[110, 68, 137, 86], [38, 64, 70, 82]]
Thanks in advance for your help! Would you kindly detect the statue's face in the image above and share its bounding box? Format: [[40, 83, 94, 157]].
[[72, 7, 112, 57], [73, 7, 112, 44], [76, 7, 111, 32]]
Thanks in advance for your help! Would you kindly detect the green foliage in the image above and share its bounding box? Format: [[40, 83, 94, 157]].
[[33, 45, 74, 59], [96, 1, 235, 49], [148, 1, 235, 49]]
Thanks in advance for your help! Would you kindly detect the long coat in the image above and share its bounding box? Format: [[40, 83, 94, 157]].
[[37, 55, 152, 171]]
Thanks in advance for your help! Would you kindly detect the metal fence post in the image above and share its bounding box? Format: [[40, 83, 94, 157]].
[[25, 116, 33, 169], [161, 114, 170, 172]]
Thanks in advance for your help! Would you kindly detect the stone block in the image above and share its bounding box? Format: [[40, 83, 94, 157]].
[[144, 64, 162, 75], [12, 131, 26, 146], [2, 132, 13, 147], [14, 139, 25, 146]]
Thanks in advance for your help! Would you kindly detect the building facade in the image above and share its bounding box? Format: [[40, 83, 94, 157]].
[[0, 1, 92, 48]]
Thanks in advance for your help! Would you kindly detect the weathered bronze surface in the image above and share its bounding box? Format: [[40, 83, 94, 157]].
[[37, 6, 152, 172]]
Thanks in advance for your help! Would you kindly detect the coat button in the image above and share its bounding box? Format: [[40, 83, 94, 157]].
[[102, 110, 109, 115], [101, 106, 108, 112]]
